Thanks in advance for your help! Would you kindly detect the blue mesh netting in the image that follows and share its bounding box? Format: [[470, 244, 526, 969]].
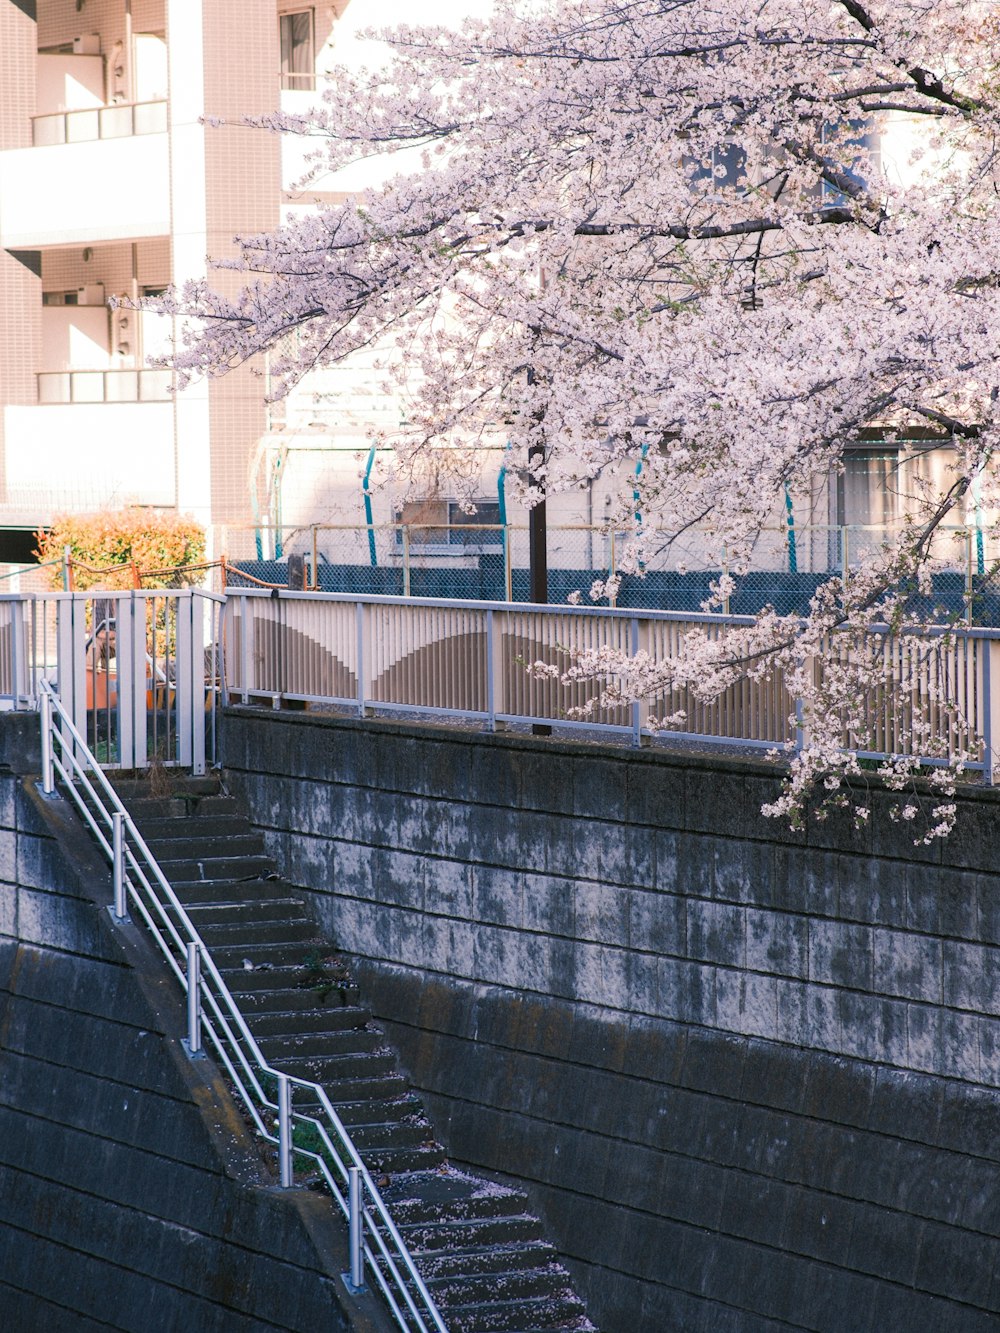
[[229, 559, 1000, 625]]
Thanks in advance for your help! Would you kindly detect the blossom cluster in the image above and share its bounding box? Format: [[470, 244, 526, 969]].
[[149, 0, 1000, 838]]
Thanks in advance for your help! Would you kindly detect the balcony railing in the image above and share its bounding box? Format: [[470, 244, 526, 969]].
[[37, 369, 172, 404], [32, 100, 167, 147]]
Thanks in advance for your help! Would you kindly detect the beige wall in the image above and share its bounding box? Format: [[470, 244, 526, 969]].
[[199, 1, 281, 526], [0, 2, 42, 508]]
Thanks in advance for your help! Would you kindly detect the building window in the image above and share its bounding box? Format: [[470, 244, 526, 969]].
[[820, 120, 881, 207], [838, 450, 900, 528], [395, 500, 504, 549], [279, 10, 315, 90]]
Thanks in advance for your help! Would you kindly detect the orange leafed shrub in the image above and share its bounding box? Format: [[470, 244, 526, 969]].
[[35, 507, 206, 590]]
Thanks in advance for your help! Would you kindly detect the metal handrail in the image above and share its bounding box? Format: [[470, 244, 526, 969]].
[[38, 681, 448, 1333], [37, 368, 173, 405], [31, 99, 168, 146], [221, 587, 998, 780]]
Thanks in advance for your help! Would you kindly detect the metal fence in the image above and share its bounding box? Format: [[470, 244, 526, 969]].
[[222, 588, 1000, 781], [2, 586, 995, 781], [0, 590, 221, 771], [219, 523, 1000, 626]]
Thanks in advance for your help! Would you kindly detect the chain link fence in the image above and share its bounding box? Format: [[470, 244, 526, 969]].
[[213, 522, 1000, 627]]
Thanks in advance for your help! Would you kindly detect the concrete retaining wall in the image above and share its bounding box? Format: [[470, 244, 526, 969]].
[[0, 730, 385, 1333], [225, 707, 1000, 1332]]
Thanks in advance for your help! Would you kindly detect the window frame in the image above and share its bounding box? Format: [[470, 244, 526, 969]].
[[279, 9, 316, 91], [393, 499, 505, 552]]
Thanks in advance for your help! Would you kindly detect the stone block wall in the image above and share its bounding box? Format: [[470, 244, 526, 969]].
[[225, 707, 1000, 1332], [0, 751, 381, 1332]]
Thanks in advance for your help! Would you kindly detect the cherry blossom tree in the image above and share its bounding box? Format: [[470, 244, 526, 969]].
[[152, 0, 1000, 837]]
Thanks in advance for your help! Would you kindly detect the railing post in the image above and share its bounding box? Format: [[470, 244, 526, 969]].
[[630, 616, 643, 747], [402, 526, 411, 598], [9, 598, 22, 709], [966, 529, 974, 628], [240, 592, 250, 704], [342, 1166, 367, 1294], [277, 1073, 293, 1187], [185, 941, 203, 1057], [40, 691, 55, 794], [111, 812, 129, 921], [504, 525, 513, 603], [984, 636, 998, 787], [486, 609, 496, 731], [356, 602, 366, 718]]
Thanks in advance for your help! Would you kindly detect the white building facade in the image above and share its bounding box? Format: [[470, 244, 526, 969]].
[[0, 0, 344, 560]]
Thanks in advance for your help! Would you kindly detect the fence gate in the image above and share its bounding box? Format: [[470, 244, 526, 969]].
[[53, 591, 220, 773]]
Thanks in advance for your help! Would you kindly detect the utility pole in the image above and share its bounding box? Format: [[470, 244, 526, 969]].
[[528, 439, 548, 605], [526, 361, 551, 735]]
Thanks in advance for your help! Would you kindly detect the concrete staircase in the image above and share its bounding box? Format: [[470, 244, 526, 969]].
[[114, 773, 595, 1333]]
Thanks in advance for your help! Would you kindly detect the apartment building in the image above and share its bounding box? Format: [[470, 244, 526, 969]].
[[0, 1, 345, 562]]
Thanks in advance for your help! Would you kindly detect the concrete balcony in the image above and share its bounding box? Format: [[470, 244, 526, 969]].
[[3, 402, 175, 518], [37, 369, 173, 404], [0, 131, 170, 248]]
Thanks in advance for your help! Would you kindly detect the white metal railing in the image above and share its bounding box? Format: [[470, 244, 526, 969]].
[[0, 590, 221, 773], [32, 99, 167, 146], [1, 587, 995, 781], [37, 368, 173, 404], [37, 681, 448, 1333], [222, 588, 1000, 781]]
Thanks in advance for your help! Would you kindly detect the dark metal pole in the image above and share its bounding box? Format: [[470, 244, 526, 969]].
[[528, 436, 552, 736], [528, 441, 548, 606]]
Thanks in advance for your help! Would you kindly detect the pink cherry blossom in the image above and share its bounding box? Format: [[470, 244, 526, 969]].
[[147, 0, 1000, 840]]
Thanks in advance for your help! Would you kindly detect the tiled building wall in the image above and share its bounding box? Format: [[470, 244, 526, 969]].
[[0, 2, 42, 503], [201, 1, 280, 525], [41, 238, 170, 296], [37, 0, 164, 52]]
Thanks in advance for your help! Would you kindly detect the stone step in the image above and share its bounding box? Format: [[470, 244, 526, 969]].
[[145, 833, 267, 861], [158, 853, 277, 884], [257, 1028, 383, 1061], [198, 918, 316, 949], [168, 877, 293, 907], [271, 1049, 398, 1084], [111, 775, 222, 802], [135, 813, 254, 841], [331, 1094, 425, 1128], [402, 1214, 546, 1255], [428, 1266, 577, 1311], [417, 1241, 561, 1282], [348, 1120, 432, 1152], [225, 964, 360, 1002], [250, 1006, 372, 1036], [361, 1143, 448, 1173], [179, 898, 312, 927], [233, 981, 363, 1010], [118, 793, 241, 821], [443, 1291, 589, 1333], [297, 1071, 412, 1105], [385, 1176, 532, 1226], [215, 940, 325, 972]]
